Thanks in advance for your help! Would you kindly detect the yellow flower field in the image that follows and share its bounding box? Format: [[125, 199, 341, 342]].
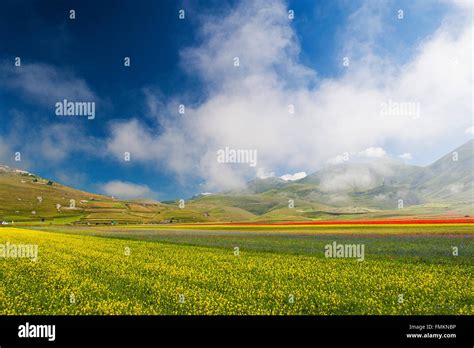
[[0, 227, 472, 315]]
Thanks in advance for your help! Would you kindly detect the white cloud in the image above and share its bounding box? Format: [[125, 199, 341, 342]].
[[319, 167, 377, 193], [280, 172, 307, 181], [450, 183, 464, 194], [318, 160, 399, 193], [398, 153, 413, 160], [443, 0, 474, 11], [256, 167, 275, 179], [0, 63, 97, 106], [105, 0, 472, 191], [38, 123, 101, 162], [327, 154, 347, 165], [465, 126, 474, 134], [100, 180, 156, 199], [0, 109, 104, 178], [358, 147, 386, 158], [0, 66, 102, 171], [328, 147, 386, 164]]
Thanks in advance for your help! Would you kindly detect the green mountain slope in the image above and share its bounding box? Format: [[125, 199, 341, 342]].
[[409, 139, 474, 202], [191, 139, 474, 218], [0, 166, 216, 224], [1, 140, 472, 224]]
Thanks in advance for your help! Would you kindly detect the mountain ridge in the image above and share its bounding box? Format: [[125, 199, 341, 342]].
[[1, 140, 472, 224]]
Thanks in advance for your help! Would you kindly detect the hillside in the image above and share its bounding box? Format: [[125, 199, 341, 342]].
[[0, 140, 472, 225], [0, 166, 215, 224], [191, 140, 474, 219], [408, 139, 474, 202]]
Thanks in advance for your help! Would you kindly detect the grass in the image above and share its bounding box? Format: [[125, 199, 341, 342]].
[[0, 225, 472, 315]]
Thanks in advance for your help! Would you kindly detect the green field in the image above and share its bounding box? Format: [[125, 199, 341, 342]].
[[0, 225, 472, 315]]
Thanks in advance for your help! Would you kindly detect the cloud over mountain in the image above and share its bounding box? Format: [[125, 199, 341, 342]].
[[100, 180, 157, 200], [104, 0, 472, 191]]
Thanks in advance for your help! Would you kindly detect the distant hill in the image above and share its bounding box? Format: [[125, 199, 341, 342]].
[[191, 139, 474, 219], [408, 139, 474, 202], [0, 140, 472, 224], [240, 177, 289, 194], [0, 166, 211, 224]]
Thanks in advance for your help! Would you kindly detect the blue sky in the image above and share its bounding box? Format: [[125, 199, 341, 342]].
[[0, 0, 472, 200]]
